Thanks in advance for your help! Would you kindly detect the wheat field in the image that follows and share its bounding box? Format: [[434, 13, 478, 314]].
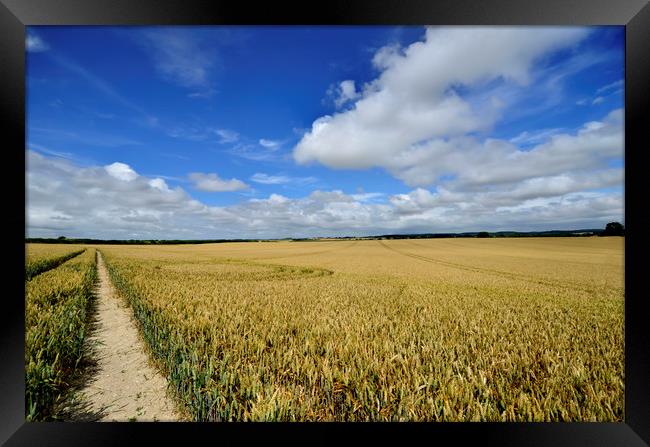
[[92, 237, 624, 421], [25, 247, 97, 420], [25, 244, 87, 281]]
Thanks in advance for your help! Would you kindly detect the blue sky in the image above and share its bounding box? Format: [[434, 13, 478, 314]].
[[26, 26, 624, 239]]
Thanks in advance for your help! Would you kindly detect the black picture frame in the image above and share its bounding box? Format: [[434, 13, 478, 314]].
[[3, 0, 648, 445]]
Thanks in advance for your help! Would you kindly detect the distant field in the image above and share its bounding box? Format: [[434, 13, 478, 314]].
[[26, 243, 87, 263], [85, 237, 623, 421]]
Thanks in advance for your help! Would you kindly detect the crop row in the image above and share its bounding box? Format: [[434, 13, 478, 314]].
[[25, 248, 97, 420], [26, 248, 86, 281]]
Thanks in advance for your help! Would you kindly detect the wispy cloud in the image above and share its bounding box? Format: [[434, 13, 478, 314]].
[[596, 79, 623, 94], [259, 138, 284, 150], [27, 143, 75, 160], [164, 125, 239, 144], [30, 126, 143, 148], [250, 173, 290, 184], [510, 128, 564, 146], [26, 32, 49, 52], [216, 129, 239, 144], [48, 53, 157, 124], [250, 173, 318, 185], [578, 79, 623, 107], [136, 28, 218, 97], [228, 143, 284, 162], [188, 88, 217, 99]]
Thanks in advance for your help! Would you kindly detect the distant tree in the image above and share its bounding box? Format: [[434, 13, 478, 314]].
[[57, 236, 66, 240], [603, 222, 624, 236], [477, 231, 490, 238]]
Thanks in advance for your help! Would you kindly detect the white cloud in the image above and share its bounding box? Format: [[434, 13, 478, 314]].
[[592, 96, 604, 105], [105, 162, 138, 181], [294, 27, 589, 181], [327, 80, 361, 109], [381, 108, 622, 189], [149, 178, 172, 192], [26, 33, 49, 52], [259, 139, 282, 150], [27, 151, 623, 240], [27, 152, 211, 238], [188, 172, 248, 192]]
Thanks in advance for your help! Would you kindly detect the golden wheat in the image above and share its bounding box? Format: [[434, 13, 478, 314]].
[[25, 244, 87, 281], [98, 237, 623, 421]]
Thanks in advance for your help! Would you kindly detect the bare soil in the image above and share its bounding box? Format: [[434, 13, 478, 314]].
[[68, 251, 179, 422]]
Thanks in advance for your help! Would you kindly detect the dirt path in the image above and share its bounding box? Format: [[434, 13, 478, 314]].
[[73, 251, 179, 422]]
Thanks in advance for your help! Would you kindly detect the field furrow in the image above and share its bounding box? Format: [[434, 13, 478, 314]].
[[378, 240, 612, 295], [25, 247, 86, 281]]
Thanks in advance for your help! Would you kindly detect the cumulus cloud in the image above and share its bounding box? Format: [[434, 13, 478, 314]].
[[105, 162, 138, 181], [294, 27, 590, 182], [27, 151, 623, 239], [292, 27, 623, 213], [327, 80, 361, 109], [189, 172, 249, 192], [377, 108, 622, 189], [26, 33, 49, 52], [27, 152, 211, 239], [149, 178, 172, 192]]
